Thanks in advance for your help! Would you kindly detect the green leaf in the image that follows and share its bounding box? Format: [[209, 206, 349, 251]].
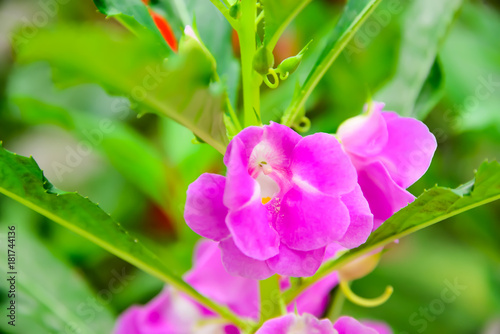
[[281, 0, 383, 127], [0, 204, 115, 334], [262, 0, 312, 50], [412, 58, 445, 120], [93, 0, 171, 54], [15, 25, 229, 154], [284, 160, 500, 303], [186, 0, 241, 109], [374, 0, 463, 117], [8, 63, 173, 212], [0, 145, 247, 328]]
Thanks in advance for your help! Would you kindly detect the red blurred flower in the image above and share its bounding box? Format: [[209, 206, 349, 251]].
[[142, 0, 178, 52]]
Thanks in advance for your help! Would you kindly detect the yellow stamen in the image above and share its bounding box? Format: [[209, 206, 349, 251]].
[[262, 197, 271, 205]]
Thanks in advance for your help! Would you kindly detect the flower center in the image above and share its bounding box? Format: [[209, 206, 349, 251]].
[[255, 173, 279, 204], [258, 161, 273, 175]]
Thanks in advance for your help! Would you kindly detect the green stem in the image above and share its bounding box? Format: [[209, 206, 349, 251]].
[[326, 286, 345, 321], [256, 10, 264, 25], [240, 0, 261, 126]]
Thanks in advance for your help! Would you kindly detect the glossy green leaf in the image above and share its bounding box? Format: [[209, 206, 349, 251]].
[[93, 0, 171, 54], [374, 0, 463, 117], [15, 25, 229, 154], [284, 160, 500, 302], [281, 0, 383, 127], [0, 145, 246, 328], [262, 0, 312, 50], [0, 203, 115, 334]]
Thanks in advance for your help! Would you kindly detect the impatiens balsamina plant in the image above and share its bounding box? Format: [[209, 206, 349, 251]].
[[1, 0, 500, 333]]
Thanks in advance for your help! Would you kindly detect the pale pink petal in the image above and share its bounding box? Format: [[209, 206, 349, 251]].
[[259, 122, 302, 170], [184, 240, 259, 319], [337, 102, 388, 157], [338, 185, 374, 248], [113, 288, 203, 334], [113, 306, 142, 334], [378, 113, 437, 188], [219, 238, 274, 280], [357, 161, 415, 229], [291, 133, 357, 196], [255, 313, 336, 334], [277, 185, 350, 251], [267, 244, 325, 277], [184, 173, 229, 241], [362, 320, 393, 334], [334, 316, 378, 334]]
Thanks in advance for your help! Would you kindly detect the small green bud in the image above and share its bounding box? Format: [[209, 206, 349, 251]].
[[253, 46, 274, 75], [276, 40, 312, 79], [229, 2, 241, 19]]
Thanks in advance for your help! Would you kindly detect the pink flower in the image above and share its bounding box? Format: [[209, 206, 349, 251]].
[[113, 240, 341, 333], [255, 314, 391, 334], [337, 102, 437, 229], [184, 122, 373, 279], [112, 286, 240, 334], [113, 240, 256, 334], [255, 313, 335, 334], [335, 316, 391, 334]]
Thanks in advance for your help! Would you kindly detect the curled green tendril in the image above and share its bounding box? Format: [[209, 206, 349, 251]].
[[293, 116, 311, 132], [279, 70, 289, 80], [264, 68, 280, 89]]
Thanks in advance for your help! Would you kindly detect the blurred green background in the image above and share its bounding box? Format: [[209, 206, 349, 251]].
[[0, 0, 499, 333]]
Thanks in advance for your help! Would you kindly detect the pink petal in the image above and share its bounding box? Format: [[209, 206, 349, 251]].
[[184, 240, 260, 319], [378, 113, 437, 188], [334, 316, 379, 334], [267, 244, 325, 277], [184, 173, 230, 241], [260, 122, 302, 169], [224, 137, 261, 210], [113, 306, 142, 334], [277, 185, 350, 251], [223, 137, 280, 260], [224, 126, 263, 166], [337, 102, 388, 157], [291, 133, 357, 196], [357, 161, 415, 229], [226, 195, 280, 260], [246, 123, 301, 190], [338, 185, 374, 248], [255, 313, 336, 334], [219, 238, 274, 280]]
